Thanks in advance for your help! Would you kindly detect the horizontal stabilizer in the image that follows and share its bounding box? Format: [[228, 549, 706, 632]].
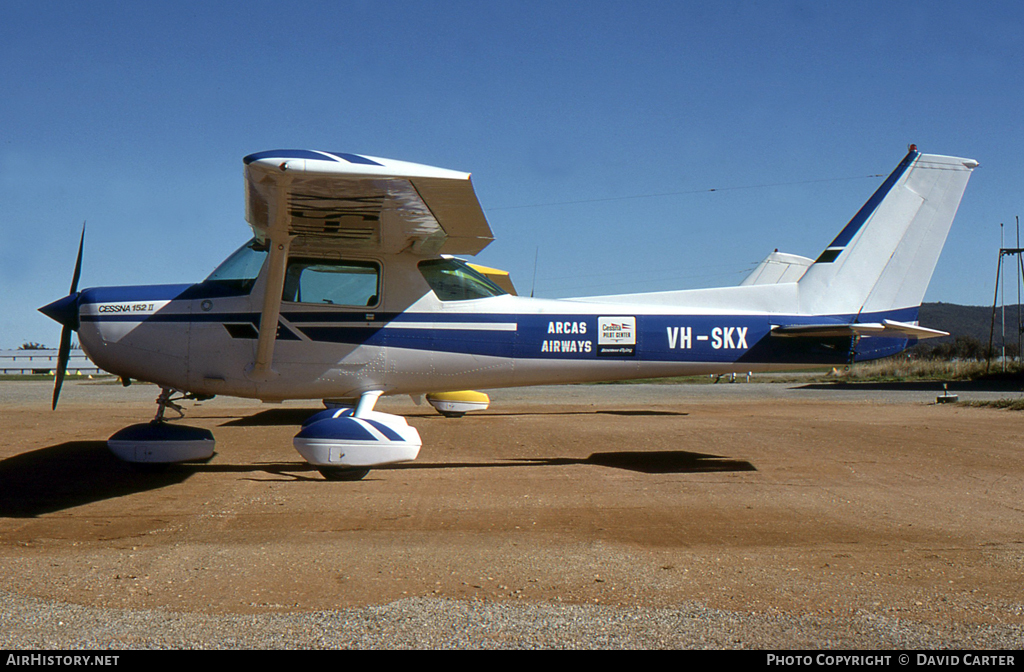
[[740, 251, 814, 286], [772, 319, 948, 340]]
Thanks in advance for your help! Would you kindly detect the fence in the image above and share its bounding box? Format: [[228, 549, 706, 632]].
[[0, 349, 107, 375]]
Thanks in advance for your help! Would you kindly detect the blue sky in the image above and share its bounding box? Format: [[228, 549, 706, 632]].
[[2, 1, 1022, 348]]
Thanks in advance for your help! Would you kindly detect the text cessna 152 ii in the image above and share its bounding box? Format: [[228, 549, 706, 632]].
[[40, 146, 977, 479]]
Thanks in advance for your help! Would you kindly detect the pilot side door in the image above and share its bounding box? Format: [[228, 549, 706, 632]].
[[271, 255, 387, 396]]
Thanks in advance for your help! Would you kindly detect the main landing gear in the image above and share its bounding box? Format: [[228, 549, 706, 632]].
[[104, 388, 420, 481], [294, 391, 422, 481], [425, 390, 490, 417]]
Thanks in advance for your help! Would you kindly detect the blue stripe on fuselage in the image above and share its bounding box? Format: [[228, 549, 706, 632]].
[[78, 283, 919, 365]]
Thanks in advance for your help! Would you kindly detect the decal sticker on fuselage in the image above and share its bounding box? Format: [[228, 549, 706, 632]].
[[95, 300, 169, 316], [597, 316, 636, 357]]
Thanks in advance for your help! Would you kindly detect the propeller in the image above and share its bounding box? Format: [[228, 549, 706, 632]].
[[38, 224, 86, 409]]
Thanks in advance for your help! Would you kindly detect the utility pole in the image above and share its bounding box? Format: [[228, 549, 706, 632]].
[[1018, 216, 1022, 364], [987, 219, 1024, 373]]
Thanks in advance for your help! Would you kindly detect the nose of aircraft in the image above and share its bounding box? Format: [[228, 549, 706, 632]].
[[39, 292, 81, 331]]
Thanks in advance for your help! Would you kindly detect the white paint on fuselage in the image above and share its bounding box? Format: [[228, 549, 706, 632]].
[[76, 248, 810, 402]]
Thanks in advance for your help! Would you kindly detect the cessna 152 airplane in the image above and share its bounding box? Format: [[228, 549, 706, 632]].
[[40, 146, 977, 479]]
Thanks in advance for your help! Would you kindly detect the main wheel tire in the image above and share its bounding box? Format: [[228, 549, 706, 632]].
[[317, 466, 371, 481]]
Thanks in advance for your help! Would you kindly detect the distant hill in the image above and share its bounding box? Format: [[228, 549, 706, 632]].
[[919, 302, 1023, 349]]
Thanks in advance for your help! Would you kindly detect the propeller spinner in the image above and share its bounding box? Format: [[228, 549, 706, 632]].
[[38, 224, 86, 409]]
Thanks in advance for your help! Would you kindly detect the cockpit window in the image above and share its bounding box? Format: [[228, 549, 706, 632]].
[[204, 238, 269, 291], [282, 258, 380, 307], [418, 258, 508, 301]]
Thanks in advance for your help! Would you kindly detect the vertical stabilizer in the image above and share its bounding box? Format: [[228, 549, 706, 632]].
[[797, 149, 977, 317]]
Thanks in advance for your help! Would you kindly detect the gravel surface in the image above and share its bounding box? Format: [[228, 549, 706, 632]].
[[3, 592, 1023, 650]]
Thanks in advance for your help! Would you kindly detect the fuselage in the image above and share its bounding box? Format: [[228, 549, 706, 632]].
[[73, 243, 914, 401]]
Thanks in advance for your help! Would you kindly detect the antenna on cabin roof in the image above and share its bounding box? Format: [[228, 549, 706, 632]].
[[530, 246, 539, 298]]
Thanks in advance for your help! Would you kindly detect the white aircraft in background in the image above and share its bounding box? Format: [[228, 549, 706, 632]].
[[40, 146, 977, 479]]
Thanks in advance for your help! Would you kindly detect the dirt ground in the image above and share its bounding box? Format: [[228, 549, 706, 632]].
[[1, 379, 1022, 629]]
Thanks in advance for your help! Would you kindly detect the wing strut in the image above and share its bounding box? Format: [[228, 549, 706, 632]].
[[248, 175, 295, 380]]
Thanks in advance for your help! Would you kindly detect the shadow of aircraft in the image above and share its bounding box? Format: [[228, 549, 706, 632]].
[[0, 441, 194, 518], [219, 407, 689, 428], [476, 409, 689, 418], [379, 450, 755, 475], [1, 442, 753, 517], [219, 408, 322, 427], [583, 450, 755, 474]]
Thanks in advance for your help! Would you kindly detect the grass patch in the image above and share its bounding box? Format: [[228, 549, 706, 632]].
[[0, 374, 118, 382], [591, 372, 828, 385], [594, 375, 720, 385], [958, 398, 1024, 411], [0, 374, 56, 381], [835, 359, 1022, 383], [590, 358, 1024, 386]]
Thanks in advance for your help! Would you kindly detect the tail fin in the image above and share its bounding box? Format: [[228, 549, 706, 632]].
[[797, 148, 977, 318]]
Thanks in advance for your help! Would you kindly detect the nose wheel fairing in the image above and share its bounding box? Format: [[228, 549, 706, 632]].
[[105, 387, 217, 464], [107, 422, 216, 464]]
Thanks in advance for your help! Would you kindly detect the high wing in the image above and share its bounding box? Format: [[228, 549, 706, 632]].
[[242, 150, 495, 378], [243, 150, 494, 256]]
